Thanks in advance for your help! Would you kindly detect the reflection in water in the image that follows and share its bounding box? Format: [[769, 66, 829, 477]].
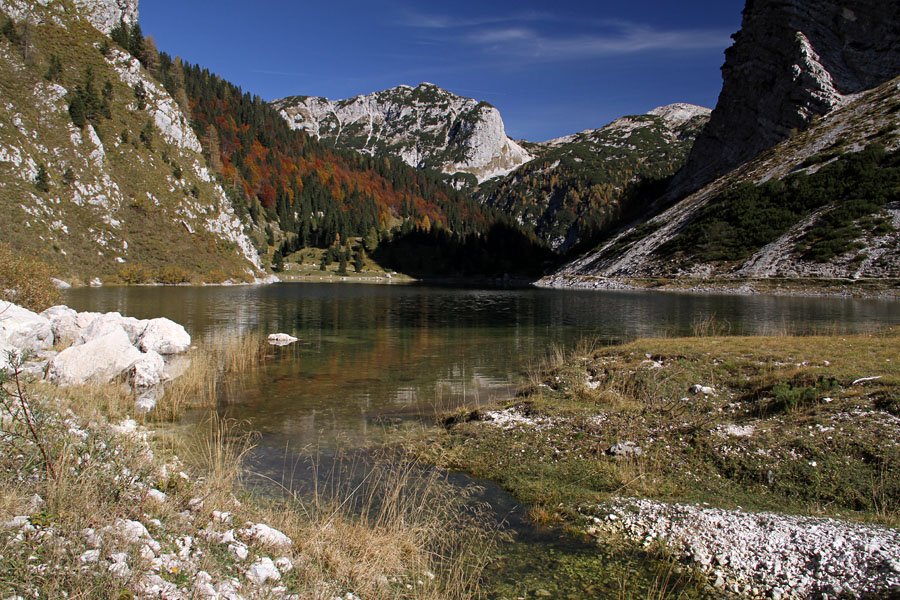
[[66, 283, 900, 450], [65, 283, 900, 596]]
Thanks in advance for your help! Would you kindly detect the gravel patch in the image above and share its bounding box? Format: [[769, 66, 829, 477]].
[[585, 498, 900, 599]]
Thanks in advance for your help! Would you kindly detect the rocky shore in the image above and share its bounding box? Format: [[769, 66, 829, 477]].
[[0, 300, 429, 599]]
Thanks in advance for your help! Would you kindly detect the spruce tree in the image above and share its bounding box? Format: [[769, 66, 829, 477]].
[[35, 164, 50, 193], [68, 94, 86, 129]]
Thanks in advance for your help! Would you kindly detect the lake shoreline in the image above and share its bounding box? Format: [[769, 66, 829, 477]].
[[426, 331, 900, 598], [537, 274, 900, 299]]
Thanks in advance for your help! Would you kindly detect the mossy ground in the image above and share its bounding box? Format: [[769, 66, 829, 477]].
[[425, 330, 900, 528]]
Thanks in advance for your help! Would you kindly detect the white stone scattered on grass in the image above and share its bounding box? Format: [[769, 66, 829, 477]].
[[691, 384, 716, 396], [228, 542, 249, 561], [241, 522, 292, 548], [245, 557, 281, 586], [147, 489, 167, 504], [79, 549, 100, 563], [213, 510, 233, 525], [274, 557, 293, 573]]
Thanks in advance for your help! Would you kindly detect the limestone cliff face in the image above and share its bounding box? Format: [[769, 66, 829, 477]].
[[0, 0, 137, 33], [681, 0, 900, 189], [273, 83, 533, 183]]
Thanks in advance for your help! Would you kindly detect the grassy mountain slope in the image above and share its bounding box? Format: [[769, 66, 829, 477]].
[[0, 5, 260, 285], [543, 77, 900, 290], [477, 105, 710, 253]]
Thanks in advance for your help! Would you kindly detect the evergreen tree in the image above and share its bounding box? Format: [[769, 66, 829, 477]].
[[338, 252, 348, 275], [110, 20, 130, 50], [34, 164, 49, 193], [139, 119, 153, 149], [68, 94, 86, 129], [272, 250, 284, 272], [353, 249, 365, 273], [134, 81, 147, 110], [44, 54, 62, 82]]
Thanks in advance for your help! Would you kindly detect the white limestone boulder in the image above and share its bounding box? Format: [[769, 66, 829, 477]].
[[0, 301, 53, 352], [129, 350, 166, 388], [77, 312, 149, 346], [40, 305, 79, 346], [138, 318, 191, 355], [48, 328, 143, 386], [76, 312, 126, 344]]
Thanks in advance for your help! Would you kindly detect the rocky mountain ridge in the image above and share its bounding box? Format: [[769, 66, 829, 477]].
[[1, 0, 137, 34], [272, 83, 533, 183], [680, 0, 900, 190]]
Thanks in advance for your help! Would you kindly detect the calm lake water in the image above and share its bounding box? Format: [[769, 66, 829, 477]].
[[64, 283, 900, 597]]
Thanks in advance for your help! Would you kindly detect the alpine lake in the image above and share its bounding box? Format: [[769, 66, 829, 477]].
[[64, 283, 900, 599]]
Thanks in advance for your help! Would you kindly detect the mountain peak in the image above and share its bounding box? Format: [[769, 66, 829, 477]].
[[272, 85, 532, 182]]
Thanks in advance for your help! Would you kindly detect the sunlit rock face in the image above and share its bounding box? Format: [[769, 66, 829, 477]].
[[273, 83, 533, 183]]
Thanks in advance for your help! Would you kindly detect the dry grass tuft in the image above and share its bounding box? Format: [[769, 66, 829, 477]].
[[153, 331, 268, 420]]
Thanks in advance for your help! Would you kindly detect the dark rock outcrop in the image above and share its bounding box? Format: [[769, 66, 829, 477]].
[[680, 0, 900, 190]]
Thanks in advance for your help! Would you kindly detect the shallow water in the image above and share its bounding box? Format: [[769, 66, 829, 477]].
[[64, 283, 900, 596]]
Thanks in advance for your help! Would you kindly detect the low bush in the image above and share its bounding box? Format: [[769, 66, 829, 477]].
[[0, 243, 60, 312]]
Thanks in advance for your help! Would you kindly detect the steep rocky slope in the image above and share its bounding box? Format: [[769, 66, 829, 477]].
[[478, 104, 710, 251], [0, 0, 261, 283], [542, 75, 900, 289], [680, 0, 900, 190], [272, 83, 533, 183]]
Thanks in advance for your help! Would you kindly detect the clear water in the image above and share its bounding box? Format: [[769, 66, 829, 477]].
[[64, 283, 900, 597]]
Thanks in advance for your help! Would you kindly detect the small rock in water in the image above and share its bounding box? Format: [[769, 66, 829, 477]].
[[267, 333, 298, 346]]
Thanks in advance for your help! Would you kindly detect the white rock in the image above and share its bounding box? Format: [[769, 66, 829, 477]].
[[267, 333, 298, 346], [146, 489, 167, 504], [245, 557, 281, 586], [138, 318, 191, 355], [49, 278, 71, 289], [79, 549, 100, 563], [0, 301, 53, 353], [76, 312, 126, 345], [213, 511, 233, 525], [130, 350, 166, 388], [242, 523, 292, 548], [691, 384, 716, 396], [274, 557, 293, 573], [228, 542, 249, 561], [89, 278, 103, 287], [48, 328, 143, 386], [40, 305, 79, 346]]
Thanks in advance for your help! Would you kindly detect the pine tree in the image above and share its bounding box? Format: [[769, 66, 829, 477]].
[[68, 94, 86, 129], [353, 249, 365, 273], [272, 250, 284, 272], [134, 81, 147, 110], [35, 164, 50, 193], [44, 54, 62, 82]]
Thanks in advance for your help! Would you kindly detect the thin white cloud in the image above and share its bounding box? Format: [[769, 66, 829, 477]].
[[466, 23, 731, 59], [400, 9, 731, 59], [398, 9, 552, 30]]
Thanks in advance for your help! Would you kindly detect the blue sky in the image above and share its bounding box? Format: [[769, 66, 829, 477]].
[[140, 1, 746, 142]]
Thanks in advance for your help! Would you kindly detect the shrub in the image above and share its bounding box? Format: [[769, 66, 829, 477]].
[[154, 265, 192, 284], [117, 263, 151, 284], [0, 243, 61, 311]]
